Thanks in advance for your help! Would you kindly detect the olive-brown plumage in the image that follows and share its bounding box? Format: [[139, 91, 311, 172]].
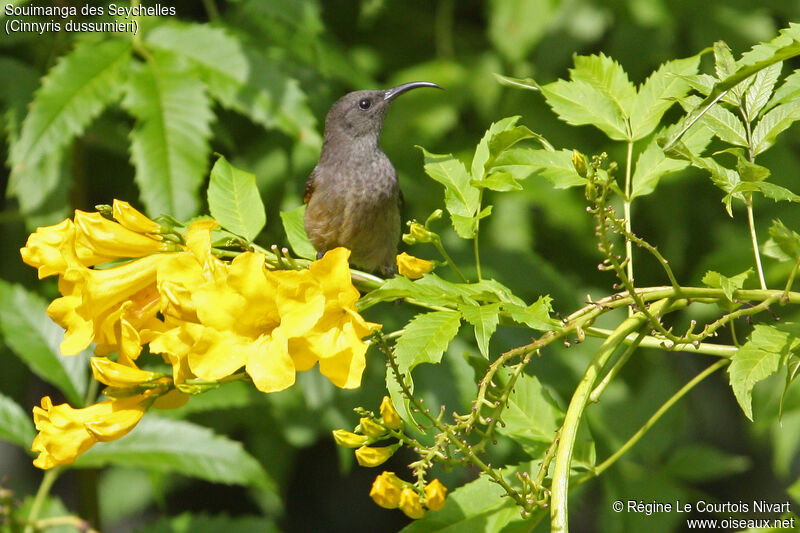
[[303, 81, 441, 275]]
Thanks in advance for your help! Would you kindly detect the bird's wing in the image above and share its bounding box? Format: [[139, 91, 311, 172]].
[[303, 170, 316, 204]]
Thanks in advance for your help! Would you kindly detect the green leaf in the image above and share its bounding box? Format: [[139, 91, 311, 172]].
[[751, 101, 800, 156], [666, 444, 750, 482], [713, 41, 747, 104], [76, 416, 275, 490], [471, 116, 538, 180], [9, 38, 131, 172], [767, 68, 800, 110], [0, 280, 87, 406], [744, 62, 782, 122], [496, 374, 563, 458], [123, 52, 213, 220], [763, 219, 800, 262], [630, 55, 700, 140], [701, 269, 753, 302], [493, 73, 540, 91], [675, 94, 748, 146], [728, 324, 800, 421], [207, 155, 266, 241], [631, 122, 713, 199], [146, 22, 319, 146], [0, 392, 35, 449], [737, 157, 771, 183], [662, 28, 800, 151], [418, 146, 480, 238], [571, 53, 637, 116], [394, 311, 462, 375], [503, 297, 559, 332], [780, 355, 800, 422], [279, 205, 317, 260], [754, 181, 800, 203], [541, 78, 630, 141], [471, 171, 522, 192], [494, 148, 585, 189], [459, 303, 501, 358]]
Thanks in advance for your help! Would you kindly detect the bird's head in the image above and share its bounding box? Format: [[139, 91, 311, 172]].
[[323, 81, 442, 143]]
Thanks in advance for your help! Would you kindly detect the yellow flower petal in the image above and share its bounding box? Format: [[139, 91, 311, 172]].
[[90, 357, 162, 387], [245, 331, 297, 393], [355, 444, 398, 467], [112, 199, 162, 234], [396, 252, 434, 279], [424, 479, 448, 511], [370, 472, 403, 509], [399, 487, 426, 519], [32, 394, 151, 469], [74, 210, 166, 259], [359, 417, 387, 438], [380, 396, 403, 430], [332, 429, 369, 448]]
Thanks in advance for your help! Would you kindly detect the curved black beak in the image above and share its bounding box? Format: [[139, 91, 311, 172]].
[[383, 81, 443, 102]]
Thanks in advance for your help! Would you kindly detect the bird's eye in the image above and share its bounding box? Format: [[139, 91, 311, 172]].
[[358, 98, 372, 110]]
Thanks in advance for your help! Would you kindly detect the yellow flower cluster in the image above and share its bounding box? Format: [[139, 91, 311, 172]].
[[370, 472, 448, 519], [21, 201, 379, 469]]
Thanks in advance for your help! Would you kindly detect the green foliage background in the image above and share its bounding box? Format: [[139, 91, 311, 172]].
[[2, 1, 800, 532]]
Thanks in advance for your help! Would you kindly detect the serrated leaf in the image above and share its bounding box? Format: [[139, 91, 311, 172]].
[[494, 148, 585, 188], [503, 296, 558, 331], [459, 303, 501, 358], [630, 55, 700, 140], [0, 392, 35, 449], [752, 101, 800, 156], [663, 31, 800, 152], [745, 62, 782, 122], [471, 116, 540, 181], [728, 324, 800, 421], [394, 311, 462, 372], [76, 416, 274, 490], [571, 53, 637, 117], [123, 52, 213, 220], [146, 23, 319, 146], [701, 269, 753, 302], [764, 219, 800, 262], [0, 280, 87, 406], [496, 374, 563, 458], [696, 97, 748, 146], [418, 146, 480, 238], [207, 155, 266, 241], [541, 78, 630, 141], [754, 181, 800, 203], [9, 38, 131, 172], [767, 68, 800, 111], [631, 122, 713, 199], [279, 205, 317, 260], [472, 171, 522, 191]]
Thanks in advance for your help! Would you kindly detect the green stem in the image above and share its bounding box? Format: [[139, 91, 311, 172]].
[[783, 257, 800, 301], [591, 358, 729, 477], [24, 468, 61, 533], [746, 197, 767, 290], [584, 327, 737, 358], [589, 331, 646, 403], [623, 140, 635, 312], [432, 237, 468, 282], [474, 189, 484, 281], [201, 0, 220, 20], [550, 299, 670, 532]]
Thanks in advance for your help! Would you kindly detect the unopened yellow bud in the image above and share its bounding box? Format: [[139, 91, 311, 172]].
[[399, 487, 426, 519], [572, 149, 588, 178], [355, 444, 398, 467], [370, 472, 403, 509], [332, 429, 369, 448], [380, 396, 403, 430], [408, 222, 434, 243], [90, 357, 163, 387], [359, 417, 387, 438], [424, 479, 448, 510]]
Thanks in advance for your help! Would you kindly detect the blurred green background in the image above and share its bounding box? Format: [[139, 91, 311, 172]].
[[2, 1, 800, 532]]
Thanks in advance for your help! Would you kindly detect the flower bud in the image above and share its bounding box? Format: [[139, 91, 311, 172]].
[[380, 396, 403, 430], [424, 479, 448, 510], [370, 472, 403, 509], [359, 417, 387, 438], [572, 149, 588, 178], [399, 487, 426, 519], [332, 429, 369, 448], [396, 252, 434, 280], [355, 444, 398, 467], [408, 222, 435, 243]]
